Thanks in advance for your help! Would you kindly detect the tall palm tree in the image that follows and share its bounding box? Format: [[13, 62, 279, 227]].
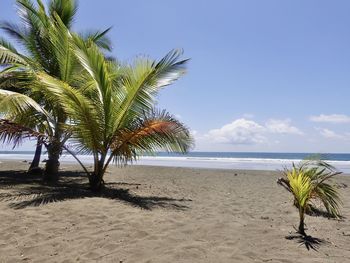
[[278, 160, 342, 236], [0, 0, 111, 179], [1, 0, 79, 172], [3, 26, 192, 190]]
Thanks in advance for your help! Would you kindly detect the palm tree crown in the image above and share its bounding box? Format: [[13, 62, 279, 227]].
[[37, 35, 193, 190]]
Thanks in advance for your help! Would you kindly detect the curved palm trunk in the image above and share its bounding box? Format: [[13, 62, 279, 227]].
[[44, 140, 61, 182], [28, 140, 42, 172], [44, 116, 66, 182]]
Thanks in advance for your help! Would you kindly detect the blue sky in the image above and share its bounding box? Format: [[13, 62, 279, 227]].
[[1, 0, 350, 152]]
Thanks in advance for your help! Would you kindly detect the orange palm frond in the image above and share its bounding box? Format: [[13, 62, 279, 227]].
[[111, 120, 177, 149], [109, 110, 193, 165]]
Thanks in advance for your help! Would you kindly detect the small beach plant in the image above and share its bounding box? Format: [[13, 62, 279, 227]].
[[278, 160, 342, 236]]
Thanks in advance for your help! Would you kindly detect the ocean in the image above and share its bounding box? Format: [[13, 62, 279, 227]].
[[0, 151, 349, 173]]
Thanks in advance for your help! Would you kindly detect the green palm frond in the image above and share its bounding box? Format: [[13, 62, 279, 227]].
[[17, 0, 49, 29], [79, 27, 113, 52], [73, 34, 113, 96], [72, 34, 115, 136], [0, 69, 35, 91], [8, 106, 51, 135], [0, 38, 28, 65], [114, 49, 188, 130], [47, 13, 75, 82], [49, 0, 78, 28], [0, 89, 51, 120], [313, 182, 342, 218], [35, 71, 103, 153]]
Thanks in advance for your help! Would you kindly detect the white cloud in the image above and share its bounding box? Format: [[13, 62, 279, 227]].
[[202, 118, 303, 146], [206, 118, 266, 145], [310, 114, 350, 123], [317, 128, 344, 139], [265, 119, 303, 135]]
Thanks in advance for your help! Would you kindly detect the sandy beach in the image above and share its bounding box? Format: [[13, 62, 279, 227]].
[[0, 160, 349, 263]]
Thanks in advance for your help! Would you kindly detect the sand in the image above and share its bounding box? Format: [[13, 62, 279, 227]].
[[0, 160, 349, 263]]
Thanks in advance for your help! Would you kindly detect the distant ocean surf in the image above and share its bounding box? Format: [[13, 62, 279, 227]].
[[0, 151, 349, 173]]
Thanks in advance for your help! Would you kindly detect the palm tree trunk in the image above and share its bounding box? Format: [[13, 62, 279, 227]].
[[28, 140, 42, 172], [44, 140, 61, 182], [88, 172, 104, 191], [89, 155, 106, 191], [298, 209, 306, 236]]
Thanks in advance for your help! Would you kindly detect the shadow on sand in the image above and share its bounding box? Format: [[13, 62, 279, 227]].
[[285, 233, 327, 251], [0, 170, 191, 210]]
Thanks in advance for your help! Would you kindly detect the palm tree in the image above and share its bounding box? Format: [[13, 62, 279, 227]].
[[33, 35, 193, 190], [0, 0, 78, 172], [0, 2, 193, 189], [0, 0, 111, 179], [278, 160, 342, 236]]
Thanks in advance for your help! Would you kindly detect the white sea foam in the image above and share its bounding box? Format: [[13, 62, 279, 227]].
[[134, 156, 350, 173], [1, 154, 349, 173]]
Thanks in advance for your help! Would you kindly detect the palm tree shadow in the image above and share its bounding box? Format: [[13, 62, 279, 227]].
[[285, 233, 326, 251], [0, 170, 191, 210], [0, 170, 44, 186]]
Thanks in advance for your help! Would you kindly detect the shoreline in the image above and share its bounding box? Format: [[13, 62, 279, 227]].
[[1, 153, 350, 173]]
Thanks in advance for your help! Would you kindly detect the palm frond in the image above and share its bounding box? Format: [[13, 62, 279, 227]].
[[73, 35, 113, 101], [17, 0, 48, 29], [0, 119, 48, 147], [0, 89, 51, 120], [79, 27, 113, 52], [110, 109, 193, 164], [0, 38, 28, 65], [49, 0, 78, 28], [313, 182, 342, 218], [35, 71, 103, 153], [47, 13, 75, 82], [287, 168, 312, 209], [114, 49, 188, 130], [72, 34, 115, 136]]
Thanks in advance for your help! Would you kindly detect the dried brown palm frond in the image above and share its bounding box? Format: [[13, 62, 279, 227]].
[[0, 119, 49, 147]]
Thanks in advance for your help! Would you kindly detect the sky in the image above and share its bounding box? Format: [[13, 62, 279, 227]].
[[1, 0, 350, 153]]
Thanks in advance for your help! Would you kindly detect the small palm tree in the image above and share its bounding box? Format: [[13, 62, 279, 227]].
[[278, 161, 342, 236], [37, 38, 194, 190]]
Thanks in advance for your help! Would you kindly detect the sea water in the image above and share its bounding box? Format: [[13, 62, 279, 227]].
[[0, 151, 349, 173]]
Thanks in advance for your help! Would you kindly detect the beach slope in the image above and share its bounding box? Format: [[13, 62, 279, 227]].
[[0, 161, 349, 262]]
